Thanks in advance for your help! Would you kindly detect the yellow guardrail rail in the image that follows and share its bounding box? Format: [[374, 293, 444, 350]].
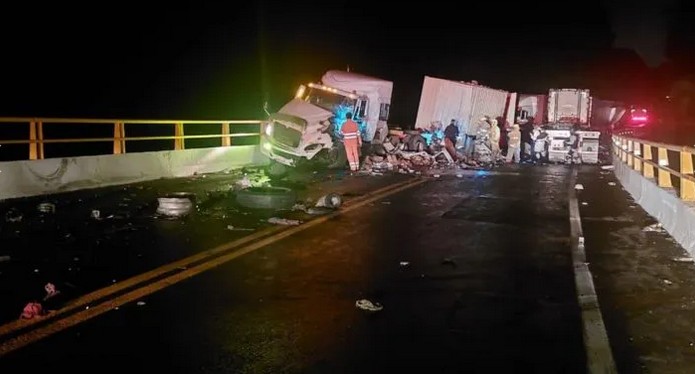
[[0, 117, 262, 160], [613, 134, 695, 201]]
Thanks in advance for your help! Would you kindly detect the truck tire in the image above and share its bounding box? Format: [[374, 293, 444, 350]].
[[235, 187, 297, 210], [408, 135, 427, 153], [267, 161, 288, 180]]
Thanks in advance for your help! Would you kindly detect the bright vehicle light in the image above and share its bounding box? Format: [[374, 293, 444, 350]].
[[265, 123, 273, 136], [295, 85, 306, 99], [631, 116, 648, 122]]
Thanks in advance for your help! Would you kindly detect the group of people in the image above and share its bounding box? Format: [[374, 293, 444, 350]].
[[443, 116, 562, 165]]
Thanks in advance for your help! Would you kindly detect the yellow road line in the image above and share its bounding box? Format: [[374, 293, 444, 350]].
[[0, 176, 417, 339], [0, 177, 427, 356]]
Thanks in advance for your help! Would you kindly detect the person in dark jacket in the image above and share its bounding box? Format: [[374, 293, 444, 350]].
[[444, 119, 459, 161]]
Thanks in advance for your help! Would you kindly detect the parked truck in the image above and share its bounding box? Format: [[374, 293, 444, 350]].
[[260, 70, 393, 175]]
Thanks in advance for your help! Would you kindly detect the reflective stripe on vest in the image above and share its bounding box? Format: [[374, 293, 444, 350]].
[[343, 132, 359, 139]]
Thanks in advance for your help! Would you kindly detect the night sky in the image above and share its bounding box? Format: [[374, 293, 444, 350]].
[[1, 0, 694, 126]]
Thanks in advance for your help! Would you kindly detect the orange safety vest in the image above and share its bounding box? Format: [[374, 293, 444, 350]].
[[341, 119, 361, 145]]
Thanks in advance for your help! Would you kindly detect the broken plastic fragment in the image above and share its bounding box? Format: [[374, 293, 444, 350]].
[[20, 302, 43, 319], [663, 279, 674, 285], [601, 165, 615, 170], [268, 217, 301, 226], [399, 261, 410, 267], [608, 182, 617, 186], [672, 257, 694, 263], [137, 301, 146, 306], [355, 299, 383, 312], [581, 202, 588, 206], [574, 184, 584, 190]]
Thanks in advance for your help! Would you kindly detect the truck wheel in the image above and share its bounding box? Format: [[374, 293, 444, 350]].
[[267, 161, 288, 179], [235, 186, 297, 210], [326, 146, 347, 169], [408, 135, 427, 153]]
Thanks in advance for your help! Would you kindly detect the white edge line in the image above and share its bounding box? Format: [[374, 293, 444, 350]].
[[569, 168, 618, 374]]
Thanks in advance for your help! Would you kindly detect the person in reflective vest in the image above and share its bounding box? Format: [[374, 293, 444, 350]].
[[341, 112, 362, 171]]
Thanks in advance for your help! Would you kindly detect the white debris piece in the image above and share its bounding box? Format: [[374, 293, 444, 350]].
[[601, 165, 615, 170], [399, 261, 410, 267], [581, 202, 588, 206], [574, 184, 584, 190], [642, 223, 664, 232], [663, 279, 673, 285], [355, 299, 383, 312], [672, 257, 695, 263], [236, 175, 252, 189], [268, 217, 301, 226], [227, 225, 254, 231], [137, 301, 146, 306], [608, 182, 617, 186]]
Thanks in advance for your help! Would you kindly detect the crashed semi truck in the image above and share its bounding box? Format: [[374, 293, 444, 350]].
[[413, 76, 512, 141], [260, 70, 393, 175]]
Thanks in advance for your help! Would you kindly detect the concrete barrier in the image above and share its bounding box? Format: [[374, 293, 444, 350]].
[[0, 146, 269, 201], [613, 155, 695, 254]]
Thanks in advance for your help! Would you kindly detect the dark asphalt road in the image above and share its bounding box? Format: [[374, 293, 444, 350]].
[[0, 165, 587, 373]]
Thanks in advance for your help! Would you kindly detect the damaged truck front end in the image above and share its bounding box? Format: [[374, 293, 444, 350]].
[[260, 109, 333, 168]]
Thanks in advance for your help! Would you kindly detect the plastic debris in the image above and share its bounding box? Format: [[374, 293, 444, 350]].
[[20, 302, 44, 319], [574, 184, 584, 190], [456, 174, 463, 178], [157, 193, 194, 217], [0, 255, 10, 263], [226, 225, 254, 231], [137, 301, 146, 306], [355, 299, 383, 312], [663, 279, 673, 285], [642, 223, 664, 232], [601, 165, 615, 170], [433, 174, 440, 178], [268, 217, 301, 226], [315, 193, 343, 208], [608, 182, 617, 186], [399, 261, 410, 267], [581, 202, 588, 206], [91, 210, 101, 219], [673, 257, 695, 263], [578, 236, 585, 247], [44, 283, 60, 300]]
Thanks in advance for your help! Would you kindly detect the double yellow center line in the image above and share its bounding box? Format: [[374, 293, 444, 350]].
[[0, 176, 427, 356]]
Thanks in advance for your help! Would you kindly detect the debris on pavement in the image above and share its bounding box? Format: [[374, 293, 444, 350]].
[[20, 302, 44, 319], [316, 193, 343, 209], [663, 279, 674, 285], [355, 299, 383, 312], [44, 283, 60, 300], [399, 261, 410, 267], [226, 225, 254, 231], [574, 184, 584, 190], [4, 208, 23, 223], [581, 202, 588, 206], [608, 182, 617, 186], [136, 301, 146, 306], [306, 207, 335, 215], [642, 223, 665, 232], [91, 209, 101, 219], [601, 165, 615, 170], [37, 202, 56, 214], [268, 217, 301, 226], [156, 192, 195, 217], [672, 257, 695, 263]]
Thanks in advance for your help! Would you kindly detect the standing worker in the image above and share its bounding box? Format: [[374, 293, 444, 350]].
[[341, 112, 362, 172], [444, 119, 459, 161], [506, 124, 522, 163]]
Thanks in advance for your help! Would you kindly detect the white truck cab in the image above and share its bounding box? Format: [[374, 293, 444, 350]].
[[260, 70, 392, 170]]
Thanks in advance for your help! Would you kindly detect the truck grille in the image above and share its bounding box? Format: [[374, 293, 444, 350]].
[[272, 123, 302, 147]]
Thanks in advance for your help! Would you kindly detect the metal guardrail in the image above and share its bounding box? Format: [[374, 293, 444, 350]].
[[613, 134, 695, 201], [0, 118, 263, 160]]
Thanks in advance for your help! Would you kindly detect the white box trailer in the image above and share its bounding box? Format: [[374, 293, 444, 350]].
[[547, 88, 592, 126], [414, 76, 510, 135]]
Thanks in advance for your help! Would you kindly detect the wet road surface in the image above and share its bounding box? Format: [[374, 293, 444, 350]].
[[0, 165, 588, 373], [578, 166, 695, 373]]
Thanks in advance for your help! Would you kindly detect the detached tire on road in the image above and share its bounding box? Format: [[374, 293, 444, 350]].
[[235, 187, 297, 210]]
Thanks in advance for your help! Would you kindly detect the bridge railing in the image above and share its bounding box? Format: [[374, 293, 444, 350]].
[[0, 118, 263, 160], [613, 134, 695, 202]]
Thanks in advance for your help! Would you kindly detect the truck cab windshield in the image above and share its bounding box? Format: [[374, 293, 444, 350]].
[[305, 87, 357, 114]]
